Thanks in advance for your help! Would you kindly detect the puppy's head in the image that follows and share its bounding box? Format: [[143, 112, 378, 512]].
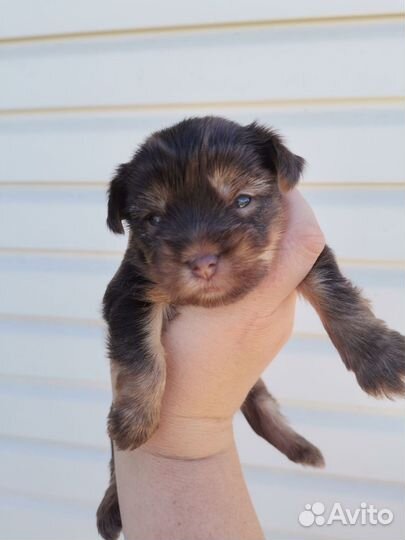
[[107, 116, 304, 306]]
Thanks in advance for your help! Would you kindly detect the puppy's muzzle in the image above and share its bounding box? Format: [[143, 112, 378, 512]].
[[188, 254, 219, 280]]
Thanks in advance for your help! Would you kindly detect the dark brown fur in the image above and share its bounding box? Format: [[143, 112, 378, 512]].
[[242, 379, 325, 467], [97, 116, 405, 540], [300, 246, 405, 397], [96, 446, 122, 540]]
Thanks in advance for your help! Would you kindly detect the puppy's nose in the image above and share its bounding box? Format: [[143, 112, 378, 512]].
[[189, 254, 218, 280]]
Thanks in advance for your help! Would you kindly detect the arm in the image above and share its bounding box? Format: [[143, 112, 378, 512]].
[[114, 190, 325, 540]]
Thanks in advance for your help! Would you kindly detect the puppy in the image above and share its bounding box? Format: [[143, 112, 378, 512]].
[[97, 116, 405, 540]]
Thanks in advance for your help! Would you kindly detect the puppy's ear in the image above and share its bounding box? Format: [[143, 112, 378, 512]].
[[247, 121, 305, 192], [107, 164, 130, 234]]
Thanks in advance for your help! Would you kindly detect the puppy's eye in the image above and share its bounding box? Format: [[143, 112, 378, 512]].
[[235, 194, 252, 209], [147, 214, 162, 226]]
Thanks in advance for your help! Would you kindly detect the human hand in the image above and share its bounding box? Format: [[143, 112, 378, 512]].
[[142, 189, 325, 459]]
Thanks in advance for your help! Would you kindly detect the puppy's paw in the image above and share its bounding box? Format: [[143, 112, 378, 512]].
[[96, 482, 121, 540], [285, 434, 325, 468], [353, 327, 405, 399], [108, 400, 159, 451]]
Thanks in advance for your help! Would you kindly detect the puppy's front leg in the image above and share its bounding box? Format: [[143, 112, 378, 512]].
[[300, 246, 405, 397], [105, 277, 166, 450]]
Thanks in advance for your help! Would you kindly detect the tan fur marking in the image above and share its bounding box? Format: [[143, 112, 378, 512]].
[[278, 176, 291, 193], [257, 213, 284, 264], [208, 167, 271, 203], [109, 303, 167, 450], [145, 303, 166, 360], [141, 183, 169, 213]]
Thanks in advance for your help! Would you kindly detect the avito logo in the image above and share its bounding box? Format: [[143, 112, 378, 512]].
[[298, 502, 394, 527]]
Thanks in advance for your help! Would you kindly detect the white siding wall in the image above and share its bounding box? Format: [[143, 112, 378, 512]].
[[0, 2, 404, 539]]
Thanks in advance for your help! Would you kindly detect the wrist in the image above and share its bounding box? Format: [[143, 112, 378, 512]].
[[140, 413, 234, 460]]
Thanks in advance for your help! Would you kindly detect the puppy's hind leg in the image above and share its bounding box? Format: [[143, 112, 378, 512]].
[[241, 379, 325, 468], [97, 443, 121, 540]]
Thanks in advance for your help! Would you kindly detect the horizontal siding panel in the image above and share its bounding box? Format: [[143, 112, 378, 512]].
[[0, 320, 109, 383], [1, 21, 404, 110], [0, 254, 114, 320], [0, 255, 403, 332], [304, 189, 405, 261], [1, 188, 404, 260], [0, 490, 97, 540], [1, 322, 404, 413], [0, 0, 402, 40], [0, 378, 110, 448], [0, 378, 403, 483], [1, 106, 405, 184], [0, 438, 108, 504], [0, 189, 128, 253]]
